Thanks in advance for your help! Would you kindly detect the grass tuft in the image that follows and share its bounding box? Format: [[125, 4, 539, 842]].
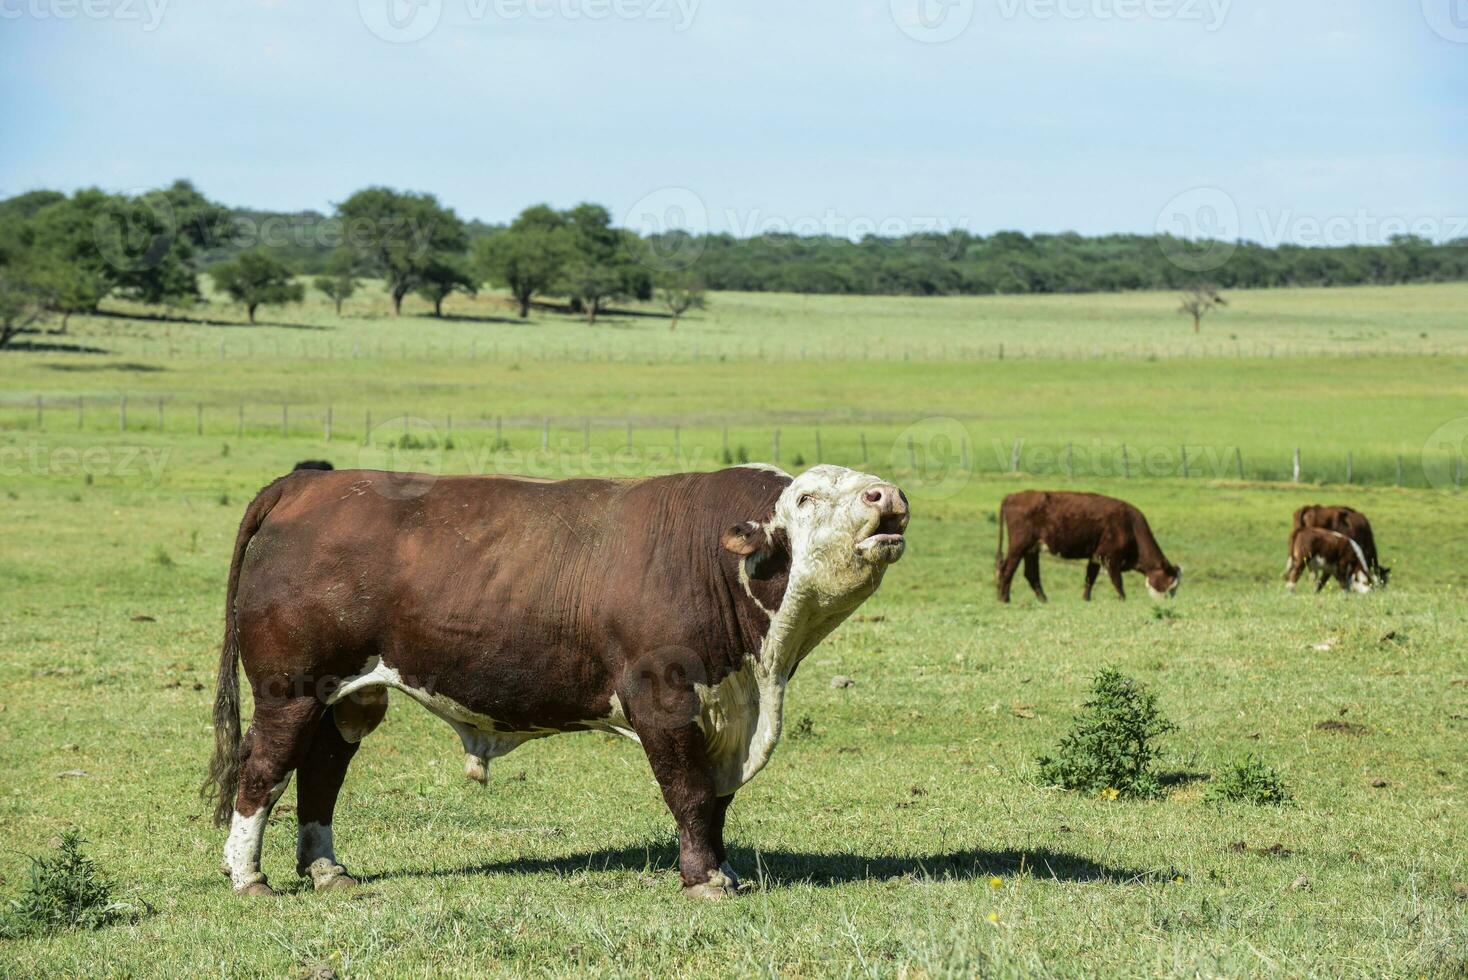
[[1205, 754, 1292, 806], [1037, 666, 1176, 799], [0, 830, 140, 938]]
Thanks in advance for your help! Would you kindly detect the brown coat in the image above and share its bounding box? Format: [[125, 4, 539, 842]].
[[996, 490, 1180, 603], [1285, 526, 1374, 593]]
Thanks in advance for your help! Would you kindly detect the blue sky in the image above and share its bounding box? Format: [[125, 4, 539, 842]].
[[2, 0, 1465, 243]]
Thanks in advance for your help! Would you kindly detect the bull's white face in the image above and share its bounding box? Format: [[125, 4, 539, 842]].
[[771, 465, 909, 606], [1350, 568, 1373, 593]]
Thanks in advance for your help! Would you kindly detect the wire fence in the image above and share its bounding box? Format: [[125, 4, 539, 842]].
[[2, 395, 1463, 492]]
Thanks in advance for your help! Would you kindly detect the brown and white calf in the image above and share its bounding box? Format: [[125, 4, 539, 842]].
[[203, 464, 908, 898], [1284, 526, 1374, 593], [1293, 504, 1388, 587], [995, 490, 1181, 603]]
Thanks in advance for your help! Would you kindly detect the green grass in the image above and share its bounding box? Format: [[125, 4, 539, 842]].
[[0, 284, 1465, 976]]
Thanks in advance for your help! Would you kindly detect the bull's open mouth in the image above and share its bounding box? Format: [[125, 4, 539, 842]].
[[855, 512, 908, 561]]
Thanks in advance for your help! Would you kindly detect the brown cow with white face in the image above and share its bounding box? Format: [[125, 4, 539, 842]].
[[1284, 526, 1374, 593], [1293, 504, 1388, 588], [995, 490, 1180, 603], [203, 464, 908, 898]]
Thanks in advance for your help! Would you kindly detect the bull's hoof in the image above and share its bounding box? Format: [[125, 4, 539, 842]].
[[236, 880, 276, 897], [683, 864, 741, 900], [305, 857, 356, 892]]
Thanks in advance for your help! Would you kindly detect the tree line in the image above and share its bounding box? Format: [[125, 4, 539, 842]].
[[1, 180, 1464, 345]]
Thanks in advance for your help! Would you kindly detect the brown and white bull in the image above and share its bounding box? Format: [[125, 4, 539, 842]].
[[995, 490, 1181, 603], [1293, 504, 1388, 588], [203, 464, 908, 898], [1284, 526, 1374, 593]]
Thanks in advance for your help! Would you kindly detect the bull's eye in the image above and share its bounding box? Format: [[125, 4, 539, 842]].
[[798, 494, 814, 508]]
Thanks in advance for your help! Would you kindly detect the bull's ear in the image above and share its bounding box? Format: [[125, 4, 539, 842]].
[[722, 521, 767, 557]]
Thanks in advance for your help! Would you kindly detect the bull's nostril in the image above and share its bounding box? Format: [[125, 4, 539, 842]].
[[864, 488, 885, 505]]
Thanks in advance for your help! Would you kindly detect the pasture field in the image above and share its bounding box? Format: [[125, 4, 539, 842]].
[[0, 284, 1465, 978]]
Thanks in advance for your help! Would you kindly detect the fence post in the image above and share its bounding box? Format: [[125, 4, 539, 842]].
[[120, 395, 127, 432], [77, 396, 83, 430], [157, 399, 164, 432], [1011, 439, 1023, 474], [197, 403, 204, 436], [238, 402, 244, 438], [1292, 448, 1301, 483], [1234, 447, 1244, 481], [860, 433, 869, 464], [445, 413, 451, 445], [1121, 445, 1130, 479], [907, 435, 916, 470], [325, 406, 332, 443], [1396, 455, 1403, 486], [542, 418, 549, 450], [815, 430, 823, 463], [722, 427, 729, 460], [584, 418, 591, 453], [1180, 446, 1189, 479], [1065, 443, 1073, 479], [962, 437, 971, 471], [365, 410, 372, 444], [773, 430, 781, 463], [282, 405, 289, 438], [36, 395, 42, 428], [496, 416, 503, 448], [674, 425, 681, 458], [1346, 452, 1353, 485]]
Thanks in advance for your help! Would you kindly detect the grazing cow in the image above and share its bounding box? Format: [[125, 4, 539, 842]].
[[204, 464, 908, 898], [995, 491, 1181, 603], [292, 460, 334, 472], [1285, 526, 1373, 593], [1293, 505, 1388, 587]]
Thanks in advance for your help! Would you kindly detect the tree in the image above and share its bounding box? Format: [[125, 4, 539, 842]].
[[415, 255, 478, 317], [659, 278, 706, 330], [473, 205, 570, 318], [312, 249, 360, 315], [335, 188, 467, 315], [209, 251, 304, 324], [1178, 284, 1226, 333], [0, 254, 46, 349]]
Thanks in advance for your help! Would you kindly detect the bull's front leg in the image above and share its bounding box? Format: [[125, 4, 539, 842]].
[[635, 720, 739, 899]]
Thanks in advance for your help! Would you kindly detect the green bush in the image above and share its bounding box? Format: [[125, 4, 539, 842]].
[[0, 830, 139, 938], [1037, 666, 1176, 799], [1205, 755, 1291, 806]]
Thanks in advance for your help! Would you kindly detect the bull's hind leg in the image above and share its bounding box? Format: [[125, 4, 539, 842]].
[[1083, 561, 1101, 601], [295, 692, 386, 891], [223, 695, 324, 896], [1022, 551, 1048, 603], [996, 534, 1032, 603]]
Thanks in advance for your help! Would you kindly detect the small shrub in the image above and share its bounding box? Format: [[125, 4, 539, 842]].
[[793, 453, 806, 467], [217, 491, 231, 506], [1037, 666, 1176, 799], [788, 714, 817, 741], [0, 830, 139, 938], [83, 472, 94, 486], [150, 545, 174, 568], [188, 529, 200, 553], [220, 443, 230, 457], [1205, 755, 1291, 806], [721, 448, 733, 465]]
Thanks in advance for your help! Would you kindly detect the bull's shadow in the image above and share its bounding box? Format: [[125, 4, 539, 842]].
[[361, 844, 1149, 888]]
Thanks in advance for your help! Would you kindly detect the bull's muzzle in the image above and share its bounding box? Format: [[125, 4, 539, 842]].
[[855, 483, 909, 563]]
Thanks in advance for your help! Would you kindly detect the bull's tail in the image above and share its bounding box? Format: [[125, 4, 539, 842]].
[[201, 480, 285, 826]]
